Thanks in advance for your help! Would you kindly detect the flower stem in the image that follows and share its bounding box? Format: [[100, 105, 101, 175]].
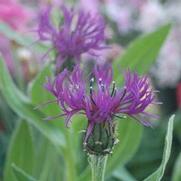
[[89, 155, 108, 181], [64, 130, 77, 181]]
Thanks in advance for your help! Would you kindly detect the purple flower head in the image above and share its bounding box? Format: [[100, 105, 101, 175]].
[[45, 65, 158, 143], [37, 6, 106, 68]]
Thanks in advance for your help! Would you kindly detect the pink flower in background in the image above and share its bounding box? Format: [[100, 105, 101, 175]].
[[0, 0, 32, 73], [79, 0, 100, 13], [176, 83, 181, 108], [0, 36, 14, 73], [0, 0, 31, 30]]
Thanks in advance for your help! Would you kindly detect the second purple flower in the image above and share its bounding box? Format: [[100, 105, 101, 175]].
[[38, 5, 106, 68]]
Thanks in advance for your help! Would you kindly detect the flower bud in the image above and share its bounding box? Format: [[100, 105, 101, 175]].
[[84, 122, 117, 155]]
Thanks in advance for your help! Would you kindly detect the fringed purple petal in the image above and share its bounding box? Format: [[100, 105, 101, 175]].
[[37, 5, 106, 65], [94, 64, 113, 86], [84, 122, 94, 143], [139, 118, 153, 127], [117, 70, 158, 126], [44, 65, 86, 127], [44, 65, 158, 137], [37, 6, 56, 41], [44, 77, 56, 95]]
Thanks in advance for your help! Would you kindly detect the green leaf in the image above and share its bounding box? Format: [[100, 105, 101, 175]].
[[29, 63, 61, 122], [35, 142, 64, 181], [173, 110, 181, 142], [112, 167, 137, 181], [143, 115, 175, 181], [113, 24, 171, 84], [29, 64, 66, 180], [0, 57, 65, 148], [0, 22, 32, 46], [12, 164, 37, 181], [172, 152, 181, 181], [107, 118, 143, 175], [4, 121, 35, 181], [30, 64, 53, 104]]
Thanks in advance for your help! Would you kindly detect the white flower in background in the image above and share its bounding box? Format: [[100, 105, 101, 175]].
[[105, 1, 134, 33], [165, 0, 181, 23], [107, 4, 133, 33], [137, 0, 166, 32], [79, 0, 146, 34], [129, 0, 145, 9], [147, 0, 181, 88], [104, 0, 148, 33], [152, 30, 181, 88], [17, 48, 32, 62]]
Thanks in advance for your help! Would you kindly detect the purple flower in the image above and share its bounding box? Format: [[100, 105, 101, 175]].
[[37, 6, 106, 68], [45, 65, 158, 143]]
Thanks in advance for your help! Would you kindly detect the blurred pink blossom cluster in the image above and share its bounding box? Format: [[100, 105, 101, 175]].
[[104, 0, 146, 33], [0, 0, 31, 30], [145, 0, 181, 88], [79, 0, 146, 33], [79, 0, 100, 13], [0, 0, 32, 73]]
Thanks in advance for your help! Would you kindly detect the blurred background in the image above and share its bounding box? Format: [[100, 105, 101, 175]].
[[0, 0, 181, 181]]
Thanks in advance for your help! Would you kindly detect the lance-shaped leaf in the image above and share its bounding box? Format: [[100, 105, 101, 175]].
[[4, 121, 35, 181], [172, 152, 181, 181], [113, 24, 171, 84], [0, 57, 65, 148], [143, 115, 174, 181], [12, 164, 38, 181]]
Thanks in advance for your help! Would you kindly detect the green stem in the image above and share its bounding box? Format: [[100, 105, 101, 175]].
[[89, 155, 108, 181], [64, 130, 77, 181]]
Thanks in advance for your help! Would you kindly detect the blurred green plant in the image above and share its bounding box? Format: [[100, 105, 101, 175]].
[[144, 115, 174, 181], [0, 22, 47, 52], [3, 121, 35, 181], [172, 152, 181, 181]]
